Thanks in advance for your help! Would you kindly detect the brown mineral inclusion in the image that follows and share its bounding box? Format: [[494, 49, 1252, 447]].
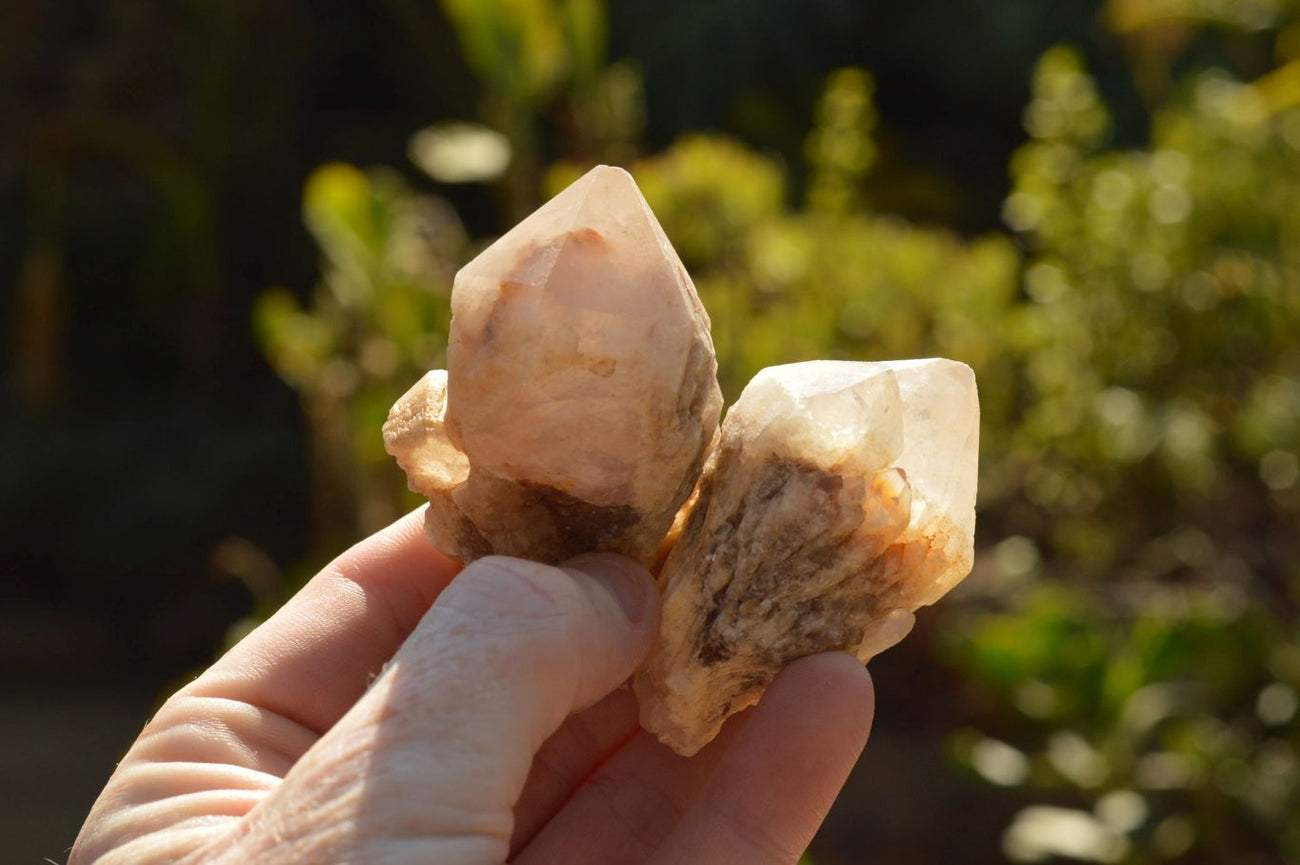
[[385, 166, 980, 757], [632, 360, 979, 755], [384, 165, 722, 566]]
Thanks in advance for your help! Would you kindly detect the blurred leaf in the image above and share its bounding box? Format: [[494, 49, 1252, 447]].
[[439, 0, 567, 107], [560, 0, 606, 90], [253, 287, 336, 389], [409, 122, 512, 182]]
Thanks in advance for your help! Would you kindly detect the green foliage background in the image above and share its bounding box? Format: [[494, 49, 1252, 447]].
[[252, 3, 1300, 862], [7, 0, 1300, 862]]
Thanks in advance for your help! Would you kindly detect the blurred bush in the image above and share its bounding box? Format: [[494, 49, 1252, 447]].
[[256, 163, 467, 556], [255, 1, 1300, 862], [945, 34, 1300, 865]]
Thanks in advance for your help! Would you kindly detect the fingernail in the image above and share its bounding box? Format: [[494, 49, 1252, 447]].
[[565, 553, 650, 624]]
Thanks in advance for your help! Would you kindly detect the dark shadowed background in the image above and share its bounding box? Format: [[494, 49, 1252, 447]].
[[4, 1, 1299, 863]]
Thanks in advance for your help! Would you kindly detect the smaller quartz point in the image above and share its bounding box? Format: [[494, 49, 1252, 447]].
[[383, 370, 480, 556], [633, 358, 978, 756], [384, 165, 722, 566]]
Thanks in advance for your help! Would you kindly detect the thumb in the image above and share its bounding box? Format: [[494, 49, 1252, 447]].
[[224, 552, 660, 865]]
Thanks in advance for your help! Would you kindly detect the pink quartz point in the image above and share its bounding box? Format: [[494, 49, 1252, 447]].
[[384, 165, 722, 567]]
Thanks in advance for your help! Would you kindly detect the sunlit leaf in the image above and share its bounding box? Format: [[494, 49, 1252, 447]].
[[409, 122, 512, 183]]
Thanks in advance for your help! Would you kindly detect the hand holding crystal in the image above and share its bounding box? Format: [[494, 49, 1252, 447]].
[[73, 163, 975, 863], [384, 166, 977, 756], [71, 510, 874, 864]]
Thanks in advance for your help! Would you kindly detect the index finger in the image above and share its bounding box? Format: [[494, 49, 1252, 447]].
[[182, 507, 462, 735]]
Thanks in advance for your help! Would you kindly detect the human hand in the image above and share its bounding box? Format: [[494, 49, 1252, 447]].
[[72, 507, 874, 864]]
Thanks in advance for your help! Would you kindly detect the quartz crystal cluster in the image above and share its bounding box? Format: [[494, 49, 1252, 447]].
[[385, 165, 979, 757], [384, 165, 722, 567], [631, 359, 979, 755]]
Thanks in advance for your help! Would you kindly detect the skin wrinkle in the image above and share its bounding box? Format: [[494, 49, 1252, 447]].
[[185, 637, 339, 739], [363, 660, 553, 819], [287, 649, 512, 844], [97, 791, 260, 842], [509, 689, 643, 855], [201, 727, 369, 863], [275, 720, 377, 802], [72, 510, 873, 865], [450, 556, 590, 631], [192, 603, 372, 739], [107, 761, 279, 809], [393, 560, 621, 754], [134, 721, 262, 773], [513, 723, 732, 865], [333, 551, 657, 858], [134, 697, 319, 776], [245, 691, 506, 858], [698, 792, 806, 864], [359, 744, 513, 838], [230, 772, 367, 861], [372, 648, 520, 757], [587, 760, 691, 857], [99, 824, 232, 865]]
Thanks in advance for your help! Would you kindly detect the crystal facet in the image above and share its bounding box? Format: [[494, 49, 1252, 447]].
[[633, 359, 979, 755], [385, 168, 982, 757], [384, 165, 723, 566]]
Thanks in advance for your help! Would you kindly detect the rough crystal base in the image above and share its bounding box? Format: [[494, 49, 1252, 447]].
[[633, 359, 978, 755]]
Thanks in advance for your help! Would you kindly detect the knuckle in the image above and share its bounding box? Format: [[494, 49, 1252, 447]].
[[450, 556, 591, 630]]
